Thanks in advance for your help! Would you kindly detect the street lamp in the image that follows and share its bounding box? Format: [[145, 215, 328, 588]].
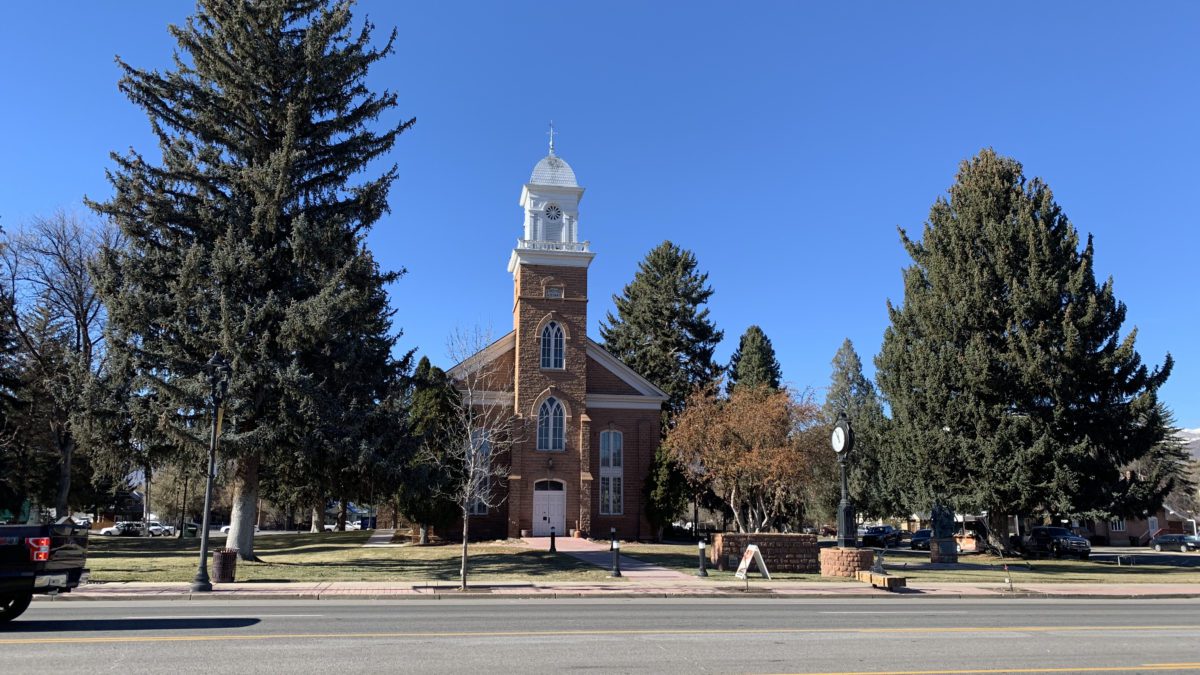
[[830, 412, 856, 549], [191, 352, 232, 592]]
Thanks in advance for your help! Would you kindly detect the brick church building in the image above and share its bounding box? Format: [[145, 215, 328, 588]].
[[448, 138, 667, 541]]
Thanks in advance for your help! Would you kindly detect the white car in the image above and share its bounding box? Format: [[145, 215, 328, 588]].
[[219, 525, 259, 534], [147, 522, 175, 536]]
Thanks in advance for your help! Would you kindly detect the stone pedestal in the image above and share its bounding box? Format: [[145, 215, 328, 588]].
[[931, 538, 959, 564], [819, 547, 874, 578]]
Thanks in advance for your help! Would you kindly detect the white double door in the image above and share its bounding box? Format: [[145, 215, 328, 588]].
[[532, 481, 566, 536]]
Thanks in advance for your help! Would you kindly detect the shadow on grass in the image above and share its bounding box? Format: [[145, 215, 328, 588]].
[[252, 550, 601, 580]]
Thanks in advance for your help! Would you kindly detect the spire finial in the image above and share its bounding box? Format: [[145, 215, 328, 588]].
[[547, 121, 557, 156]]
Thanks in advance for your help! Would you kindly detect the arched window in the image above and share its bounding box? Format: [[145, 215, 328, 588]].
[[540, 321, 564, 369], [599, 430, 623, 515], [537, 397, 565, 451], [469, 431, 491, 515]]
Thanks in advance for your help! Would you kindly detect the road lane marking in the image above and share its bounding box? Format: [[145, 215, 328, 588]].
[[819, 611, 970, 615], [769, 665, 1200, 675], [0, 623, 1196, 646]]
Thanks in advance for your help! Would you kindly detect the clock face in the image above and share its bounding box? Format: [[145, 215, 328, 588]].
[[831, 426, 846, 453], [544, 204, 562, 221]]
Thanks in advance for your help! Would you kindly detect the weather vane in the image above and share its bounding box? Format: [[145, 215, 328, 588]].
[[547, 121, 557, 156]]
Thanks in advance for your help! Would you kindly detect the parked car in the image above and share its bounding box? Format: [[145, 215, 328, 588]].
[[1022, 526, 1091, 560], [909, 529, 933, 550], [1, 518, 89, 622], [147, 521, 175, 537], [99, 522, 142, 536], [1149, 534, 1200, 552], [219, 525, 260, 534], [861, 525, 903, 548]]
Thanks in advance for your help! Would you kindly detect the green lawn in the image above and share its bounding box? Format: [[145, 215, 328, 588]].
[[86, 532, 610, 583]]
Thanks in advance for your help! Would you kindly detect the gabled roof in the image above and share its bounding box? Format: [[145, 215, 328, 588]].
[[445, 331, 667, 404], [584, 339, 668, 401]]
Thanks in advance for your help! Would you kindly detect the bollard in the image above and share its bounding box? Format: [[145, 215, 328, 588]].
[[549, 527, 557, 553], [611, 540, 622, 577], [697, 540, 708, 577]]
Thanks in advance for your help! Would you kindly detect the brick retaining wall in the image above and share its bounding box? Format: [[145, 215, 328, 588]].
[[710, 533, 819, 573]]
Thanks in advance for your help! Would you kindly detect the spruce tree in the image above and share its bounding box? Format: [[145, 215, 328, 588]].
[[727, 325, 783, 393], [600, 241, 723, 535], [876, 149, 1175, 548], [819, 338, 895, 520], [90, 0, 413, 558], [395, 356, 459, 543]]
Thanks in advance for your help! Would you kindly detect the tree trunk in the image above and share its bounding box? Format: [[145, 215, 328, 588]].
[[55, 436, 74, 518], [336, 498, 347, 531], [142, 464, 152, 537], [228, 456, 259, 560], [985, 509, 1011, 554], [419, 523, 428, 545], [459, 509, 470, 591], [310, 501, 323, 533]]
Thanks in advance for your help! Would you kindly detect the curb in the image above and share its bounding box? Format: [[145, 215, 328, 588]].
[[32, 590, 1200, 602]]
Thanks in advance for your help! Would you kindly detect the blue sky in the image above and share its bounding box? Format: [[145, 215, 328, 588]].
[[1, 2, 1197, 428]]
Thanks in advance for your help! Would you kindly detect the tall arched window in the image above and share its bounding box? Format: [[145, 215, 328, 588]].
[[469, 431, 491, 515], [540, 321, 564, 369], [599, 430, 623, 515], [537, 397, 565, 451]]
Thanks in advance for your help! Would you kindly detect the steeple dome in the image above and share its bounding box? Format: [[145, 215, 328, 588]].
[[530, 154, 578, 187]]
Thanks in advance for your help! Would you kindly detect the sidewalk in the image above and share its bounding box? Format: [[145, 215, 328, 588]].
[[520, 536, 690, 580], [35, 578, 1200, 602]]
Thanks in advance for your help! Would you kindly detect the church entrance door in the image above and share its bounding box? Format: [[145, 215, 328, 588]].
[[532, 480, 566, 536]]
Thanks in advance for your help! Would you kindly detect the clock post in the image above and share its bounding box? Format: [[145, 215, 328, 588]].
[[831, 412, 856, 549]]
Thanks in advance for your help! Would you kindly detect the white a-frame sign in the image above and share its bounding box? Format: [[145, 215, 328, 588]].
[[734, 544, 771, 580]]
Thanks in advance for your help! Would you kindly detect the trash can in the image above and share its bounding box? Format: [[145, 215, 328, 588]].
[[212, 548, 238, 583]]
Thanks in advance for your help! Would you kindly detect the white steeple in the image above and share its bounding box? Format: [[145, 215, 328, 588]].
[[508, 124, 594, 275]]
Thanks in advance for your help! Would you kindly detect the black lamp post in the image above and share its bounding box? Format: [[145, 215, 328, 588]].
[[191, 352, 231, 592], [831, 412, 856, 549]]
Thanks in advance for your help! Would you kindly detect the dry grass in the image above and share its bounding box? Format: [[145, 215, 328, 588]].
[[87, 532, 610, 583]]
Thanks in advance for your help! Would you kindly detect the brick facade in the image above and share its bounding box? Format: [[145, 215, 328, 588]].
[[449, 251, 665, 541], [711, 533, 820, 573]]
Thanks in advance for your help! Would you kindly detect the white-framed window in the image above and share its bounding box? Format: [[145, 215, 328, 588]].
[[469, 431, 491, 515], [537, 397, 565, 451], [540, 321, 564, 369], [1109, 519, 1126, 532], [599, 430, 623, 515]]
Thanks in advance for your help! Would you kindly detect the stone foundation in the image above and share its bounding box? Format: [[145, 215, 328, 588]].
[[819, 547, 874, 578], [931, 538, 959, 564], [710, 533, 819, 573]]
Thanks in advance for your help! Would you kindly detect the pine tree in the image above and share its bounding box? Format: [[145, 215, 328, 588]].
[[727, 325, 782, 393], [819, 338, 895, 520], [89, 0, 413, 559], [600, 241, 723, 535], [876, 149, 1175, 548], [395, 356, 460, 543]]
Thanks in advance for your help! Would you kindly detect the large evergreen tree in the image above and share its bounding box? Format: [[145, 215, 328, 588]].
[[876, 149, 1177, 549], [90, 0, 413, 559], [394, 356, 459, 543], [818, 338, 895, 521], [600, 241, 722, 535], [727, 325, 782, 393]]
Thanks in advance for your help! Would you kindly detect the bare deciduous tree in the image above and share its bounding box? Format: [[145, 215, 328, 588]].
[[440, 328, 517, 591], [0, 211, 116, 517]]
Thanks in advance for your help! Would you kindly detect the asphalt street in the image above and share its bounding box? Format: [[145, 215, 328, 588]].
[[2, 598, 1198, 674]]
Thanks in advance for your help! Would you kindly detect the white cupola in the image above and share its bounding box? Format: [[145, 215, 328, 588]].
[[508, 124, 594, 275]]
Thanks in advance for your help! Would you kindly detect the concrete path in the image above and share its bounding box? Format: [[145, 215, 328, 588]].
[[362, 529, 400, 547], [521, 536, 691, 579]]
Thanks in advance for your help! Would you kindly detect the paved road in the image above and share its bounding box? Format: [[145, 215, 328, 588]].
[[3, 598, 1199, 674]]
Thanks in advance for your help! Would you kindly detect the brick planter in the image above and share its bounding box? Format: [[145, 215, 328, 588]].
[[819, 547, 873, 578], [710, 533, 819, 573]]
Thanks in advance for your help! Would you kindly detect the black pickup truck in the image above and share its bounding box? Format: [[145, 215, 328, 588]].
[[0, 519, 90, 623]]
